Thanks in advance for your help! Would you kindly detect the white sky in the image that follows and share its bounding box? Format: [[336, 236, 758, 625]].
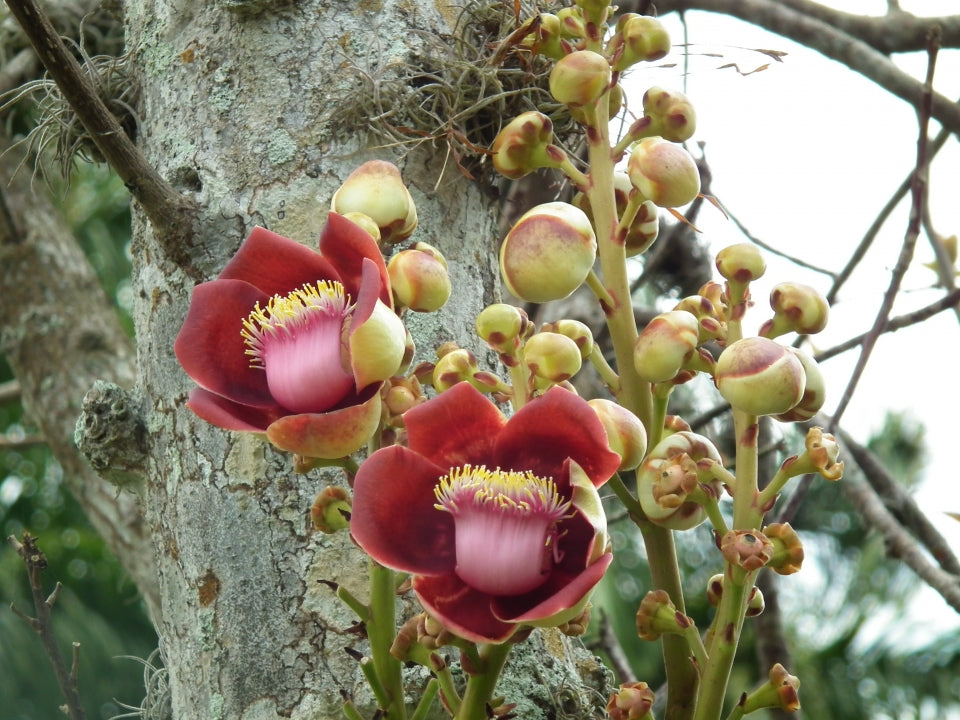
[[621, 1, 960, 643]]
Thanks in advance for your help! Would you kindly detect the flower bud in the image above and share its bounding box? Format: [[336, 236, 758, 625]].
[[432, 348, 482, 392], [745, 586, 765, 617], [340, 211, 381, 242], [556, 7, 586, 40], [775, 349, 825, 422], [720, 529, 774, 572], [715, 337, 806, 416], [541, 318, 594, 359], [523, 331, 583, 382], [760, 282, 830, 337], [715, 243, 766, 284], [608, 15, 671, 72], [673, 294, 725, 343], [476, 303, 527, 356], [706, 573, 724, 606], [636, 589, 693, 641], [763, 523, 804, 575], [588, 398, 648, 471], [606, 681, 655, 720], [383, 375, 424, 427], [526, 13, 566, 60], [549, 50, 611, 108], [492, 111, 565, 180], [388, 242, 451, 312], [625, 199, 659, 257], [633, 310, 700, 383], [556, 603, 592, 637], [500, 202, 597, 303], [331, 160, 418, 243], [628, 136, 700, 208], [310, 486, 352, 534], [640, 87, 696, 142]]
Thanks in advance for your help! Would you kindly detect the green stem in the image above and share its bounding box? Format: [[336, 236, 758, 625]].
[[367, 560, 407, 720], [410, 679, 441, 720], [588, 343, 621, 394], [456, 643, 512, 720]]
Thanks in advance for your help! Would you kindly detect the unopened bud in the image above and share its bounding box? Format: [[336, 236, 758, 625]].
[[673, 294, 725, 343], [388, 242, 451, 312], [525, 13, 566, 60], [330, 160, 418, 243], [523, 331, 583, 382], [540, 318, 594, 359], [549, 50, 611, 107], [432, 348, 482, 392], [775, 349, 825, 422], [640, 86, 696, 142], [760, 282, 830, 337], [492, 111, 564, 180], [745, 586, 765, 617], [763, 523, 804, 575], [500, 202, 597, 303], [588, 398, 648, 471], [628, 136, 700, 208], [476, 303, 527, 354], [625, 199, 659, 257], [340, 211, 381, 242], [608, 14, 671, 71], [633, 310, 700, 383], [706, 573, 724, 606], [715, 337, 806, 416], [715, 243, 766, 284]]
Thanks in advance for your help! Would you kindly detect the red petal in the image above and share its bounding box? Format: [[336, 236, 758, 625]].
[[351, 258, 381, 329], [319, 212, 392, 306], [404, 383, 505, 469], [266, 391, 383, 459], [494, 387, 621, 488], [218, 226, 342, 297], [413, 573, 518, 644], [174, 279, 275, 407], [351, 446, 456, 574], [185, 388, 284, 431], [491, 552, 612, 624]]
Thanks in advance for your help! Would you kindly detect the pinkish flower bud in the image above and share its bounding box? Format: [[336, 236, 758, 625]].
[[500, 202, 597, 303], [310, 486, 351, 533], [628, 136, 700, 208], [549, 50, 612, 108], [715, 337, 806, 417], [383, 375, 424, 426], [636, 589, 693, 641], [760, 282, 830, 338], [775, 349, 825, 423], [476, 303, 528, 354], [588, 398, 648, 471], [764, 522, 804, 575], [720, 529, 774, 572], [492, 111, 565, 180], [740, 664, 801, 714], [388, 242, 451, 312], [633, 310, 700, 383], [523, 331, 583, 382], [606, 681, 655, 720], [608, 15, 671, 72], [640, 86, 696, 142], [715, 243, 766, 284], [540, 318, 594, 359], [330, 161, 418, 243]]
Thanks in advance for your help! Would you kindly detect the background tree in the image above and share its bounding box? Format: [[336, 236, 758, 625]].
[[1, 1, 959, 719]]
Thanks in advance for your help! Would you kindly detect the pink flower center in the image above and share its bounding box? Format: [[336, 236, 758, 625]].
[[241, 282, 355, 413], [434, 465, 571, 596]]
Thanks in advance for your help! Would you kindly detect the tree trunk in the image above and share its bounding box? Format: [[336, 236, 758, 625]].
[[110, 1, 610, 717]]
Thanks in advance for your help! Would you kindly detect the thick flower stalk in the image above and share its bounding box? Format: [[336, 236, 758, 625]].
[[174, 213, 405, 459], [350, 381, 620, 643]]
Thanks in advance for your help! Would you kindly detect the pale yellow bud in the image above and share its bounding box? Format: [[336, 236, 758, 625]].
[[628, 136, 700, 208], [715, 337, 806, 416]]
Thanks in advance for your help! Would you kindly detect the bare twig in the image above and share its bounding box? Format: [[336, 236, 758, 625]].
[[829, 27, 940, 431], [8, 533, 88, 720], [2, 0, 199, 272], [0, 378, 21, 403], [588, 610, 638, 685]]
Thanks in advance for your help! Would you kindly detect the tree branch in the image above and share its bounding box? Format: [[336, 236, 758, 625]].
[[650, 0, 960, 137], [2, 0, 200, 271]]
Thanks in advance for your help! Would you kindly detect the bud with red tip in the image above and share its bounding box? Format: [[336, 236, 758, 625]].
[[549, 50, 611, 108], [388, 242, 451, 312], [492, 111, 566, 180], [628, 136, 700, 208], [715, 337, 806, 417], [760, 282, 830, 338]]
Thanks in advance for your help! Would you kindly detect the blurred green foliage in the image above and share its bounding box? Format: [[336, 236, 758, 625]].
[[0, 166, 156, 720]]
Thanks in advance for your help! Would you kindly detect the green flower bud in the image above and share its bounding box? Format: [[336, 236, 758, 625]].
[[760, 282, 830, 337], [633, 310, 700, 383], [641, 86, 696, 142], [556, 7, 586, 40], [715, 243, 766, 284], [500, 202, 597, 303], [492, 111, 565, 180], [432, 348, 483, 392], [523, 14, 565, 60], [588, 398, 648, 471], [625, 199, 659, 257], [523, 331, 582, 382], [476, 303, 526, 352], [388, 242, 451, 312], [673, 294, 725, 343], [541, 318, 594, 359], [549, 50, 611, 108], [608, 14, 671, 72], [775, 349, 825, 422], [628, 136, 700, 208], [331, 160, 418, 243], [715, 337, 805, 416]]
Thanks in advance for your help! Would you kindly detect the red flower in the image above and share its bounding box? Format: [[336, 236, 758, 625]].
[[351, 382, 620, 643], [174, 213, 405, 458]]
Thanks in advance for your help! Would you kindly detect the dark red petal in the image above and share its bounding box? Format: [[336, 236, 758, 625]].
[[404, 382, 505, 469], [351, 446, 456, 575], [218, 226, 342, 297], [319, 212, 392, 305], [413, 574, 518, 644], [351, 258, 381, 329], [494, 387, 621, 488], [174, 279, 275, 407], [185, 388, 284, 432], [491, 552, 612, 624]]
